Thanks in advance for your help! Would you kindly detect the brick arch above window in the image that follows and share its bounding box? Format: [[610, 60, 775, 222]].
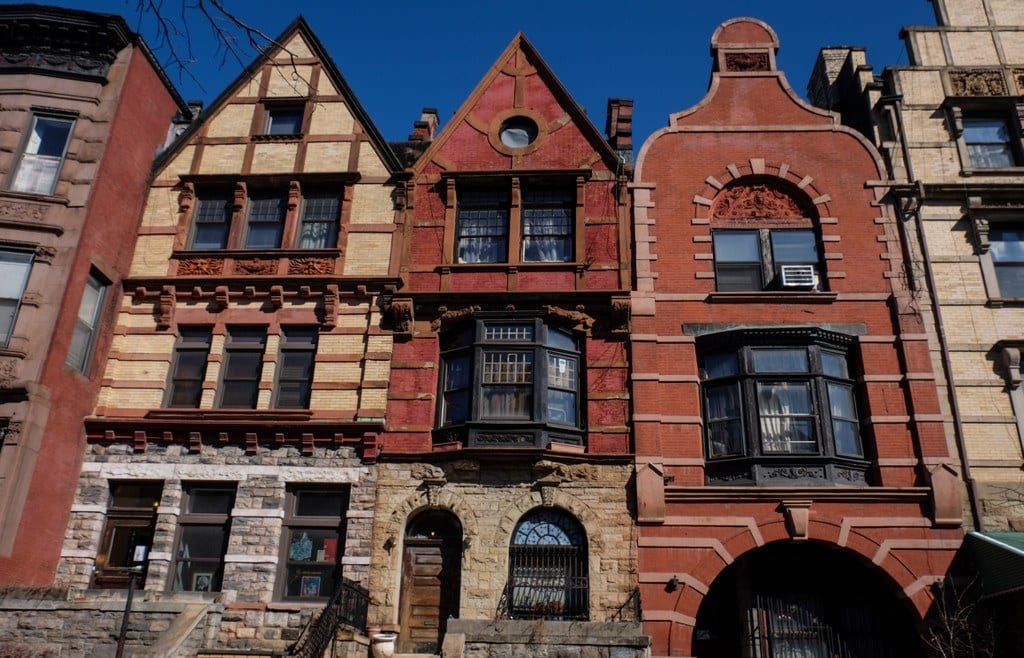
[[693, 160, 833, 221]]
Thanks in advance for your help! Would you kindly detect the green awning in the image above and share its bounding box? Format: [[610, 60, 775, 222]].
[[966, 531, 1024, 598]]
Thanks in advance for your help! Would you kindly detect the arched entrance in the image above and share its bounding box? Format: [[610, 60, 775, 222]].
[[693, 542, 923, 658], [397, 510, 462, 654]]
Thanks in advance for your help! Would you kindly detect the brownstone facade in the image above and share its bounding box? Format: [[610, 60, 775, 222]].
[[370, 34, 646, 656], [0, 5, 186, 585], [631, 19, 962, 657]]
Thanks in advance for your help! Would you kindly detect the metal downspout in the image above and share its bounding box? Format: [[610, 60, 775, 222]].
[[882, 93, 983, 531]]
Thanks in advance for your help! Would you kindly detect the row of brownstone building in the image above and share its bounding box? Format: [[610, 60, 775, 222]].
[[0, 1, 1021, 657]]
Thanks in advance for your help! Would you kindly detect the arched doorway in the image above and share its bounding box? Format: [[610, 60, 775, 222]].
[[693, 541, 923, 658], [397, 510, 462, 654]]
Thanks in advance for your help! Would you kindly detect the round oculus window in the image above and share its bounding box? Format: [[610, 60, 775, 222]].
[[499, 117, 539, 148]]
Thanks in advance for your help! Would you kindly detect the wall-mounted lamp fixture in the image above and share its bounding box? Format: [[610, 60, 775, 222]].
[[666, 575, 680, 592]]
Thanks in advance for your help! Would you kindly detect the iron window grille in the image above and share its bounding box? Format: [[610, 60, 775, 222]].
[[699, 329, 869, 485], [507, 509, 588, 621], [170, 484, 235, 592], [438, 316, 583, 448]]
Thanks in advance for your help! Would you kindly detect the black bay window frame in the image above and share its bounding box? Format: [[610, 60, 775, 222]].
[[436, 313, 584, 449], [698, 328, 871, 486]]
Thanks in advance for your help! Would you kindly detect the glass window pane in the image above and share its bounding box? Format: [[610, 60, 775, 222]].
[[995, 265, 1024, 298], [833, 420, 863, 457], [706, 384, 741, 421], [545, 328, 576, 351], [714, 231, 760, 262], [220, 383, 259, 408], [107, 523, 154, 568], [751, 348, 809, 373], [485, 324, 534, 342], [547, 389, 576, 425], [827, 382, 857, 419], [295, 490, 345, 517], [443, 390, 470, 424], [267, 107, 303, 134], [110, 483, 162, 508], [29, 117, 73, 157], [547, 354, 577, 391], [445, 354, 471, 389], [964, 118, 1017, 168], [821, 352, 849, 378], [482, 351, 533, 383], [715, 263, 762, 291], [704, 353, 738, 379], [187, 489, 235, 515], [990, 228, 1024, 261], [758, 382, 816, 453], [964, 118, 1011, 143], [178, 525, 227, 559], [481, 385, 532, 418], [0, 251, 33, 299], [771, 230, 818, 263], [285, 563, 336, 599]]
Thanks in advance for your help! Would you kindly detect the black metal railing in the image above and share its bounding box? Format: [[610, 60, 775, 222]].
[[291, 578, 369, 658], [506, 544, 588, 621]]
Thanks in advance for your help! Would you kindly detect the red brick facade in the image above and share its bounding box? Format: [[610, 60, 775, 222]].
[[630, 19, 962, 656]]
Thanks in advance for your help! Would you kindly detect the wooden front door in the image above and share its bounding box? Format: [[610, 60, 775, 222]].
[[397, 512, 461, 653]]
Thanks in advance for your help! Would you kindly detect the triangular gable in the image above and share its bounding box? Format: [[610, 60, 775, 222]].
[[152, 16, 402, 176], [413, 33, 621, 174]]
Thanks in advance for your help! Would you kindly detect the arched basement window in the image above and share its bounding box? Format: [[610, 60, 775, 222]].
[[507, 508, 588, 620]]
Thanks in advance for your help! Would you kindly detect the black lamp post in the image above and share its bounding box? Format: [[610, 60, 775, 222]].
[[114, 563, 144, 658]]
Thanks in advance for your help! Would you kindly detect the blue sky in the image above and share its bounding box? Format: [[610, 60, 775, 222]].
[[25, 1, 937, 144]]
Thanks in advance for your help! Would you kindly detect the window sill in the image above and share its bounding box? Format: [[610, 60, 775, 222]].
[[442, 261, 583, 271], [147, 409, 313, 421], [987, 296, 1024, 308], [706, 291, 837, 304], [0, 189, 69, 205], [252, 133, 304, 142], [173, 248, 341, 258], [961, 167, 1024, 176]]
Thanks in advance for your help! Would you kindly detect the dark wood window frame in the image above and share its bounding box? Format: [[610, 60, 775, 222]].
[[274, 326, 318, 409], [436, 313, 584, 449], [698, 328, 870, 486], [166, 327, 213, 408], [948, 101, 1024, 175], [92, 481, 163, 589], [278, 485, 348, 602], [444, 174, 586, 268], [169, 483, 236, 593], [182, 177, 347, 253], [217, 326, 267, 409]]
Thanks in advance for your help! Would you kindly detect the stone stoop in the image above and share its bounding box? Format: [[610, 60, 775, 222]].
[[440, 620, 651, 658]]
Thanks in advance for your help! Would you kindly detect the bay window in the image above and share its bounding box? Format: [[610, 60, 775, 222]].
[[439, 316, 583, 448], [699, 329, 868, 485]]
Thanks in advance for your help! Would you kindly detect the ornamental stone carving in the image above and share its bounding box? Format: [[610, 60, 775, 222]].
[[950, 70, 1007, 96], [610, 296, 631, 335], [233, 258, 277, 275], [33, 246, 57, 264], [0, 359, 18, 389], [724, 52, 769, 72], [431, 305, 481, 332], [1016, 70, 1024, 94], [713, 183, 808, 219], [544, 304, 595, 334], [177, 258, 224, 276], [288, 257, 334, 275], [0, 200, 47, 223]]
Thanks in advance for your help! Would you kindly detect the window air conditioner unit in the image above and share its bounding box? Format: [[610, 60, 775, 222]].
[[779, 265, 818, 289]]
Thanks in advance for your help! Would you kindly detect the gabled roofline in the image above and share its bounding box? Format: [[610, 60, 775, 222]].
[[151, 15, 403, 176], [411, 32, 622, 174]]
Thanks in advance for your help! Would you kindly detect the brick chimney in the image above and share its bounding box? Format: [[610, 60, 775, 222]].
[[606, 98, 633, 165], [409, 108, 439, 142]]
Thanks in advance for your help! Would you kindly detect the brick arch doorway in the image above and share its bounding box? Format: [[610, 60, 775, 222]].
[[692, 541, 923, 658], [397, 510, 462, 654]]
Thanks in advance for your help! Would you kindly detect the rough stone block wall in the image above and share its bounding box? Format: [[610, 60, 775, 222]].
[[368, 460, 637, 630], [56, 442, 375, 652]]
